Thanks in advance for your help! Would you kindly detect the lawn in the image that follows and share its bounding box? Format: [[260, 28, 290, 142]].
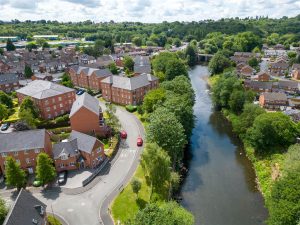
[[111, 166, 151, 224], [4, 98, 20, 122]]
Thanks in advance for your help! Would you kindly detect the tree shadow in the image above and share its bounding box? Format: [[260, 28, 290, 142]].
[[136, 197, 147, 209], [40, 186, 62, 200]]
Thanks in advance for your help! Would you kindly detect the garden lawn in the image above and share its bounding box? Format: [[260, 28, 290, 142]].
[[111, 165, 151, 224]]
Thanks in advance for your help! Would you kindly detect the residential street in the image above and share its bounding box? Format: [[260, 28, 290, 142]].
[[0, 102, 145, 225]]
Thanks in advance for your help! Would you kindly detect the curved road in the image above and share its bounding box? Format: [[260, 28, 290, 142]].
[[30, 103, 144, 225]]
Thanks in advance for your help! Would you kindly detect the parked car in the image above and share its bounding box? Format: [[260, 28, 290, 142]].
[[137, 137, 143, 147], [76, 89, 85, 95], [1, 123, 10, 131], [58, 171, 68, 185], [120, 130, 127, 139], [33, 179, 42, 187]]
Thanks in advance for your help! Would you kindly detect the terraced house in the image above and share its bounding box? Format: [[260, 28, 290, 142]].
[[16, 80, 76, 119], [0, 129, 52, 175], [0, 73, 20, 93], [101, 73, 158, 105], [68, 66, 112, 91]]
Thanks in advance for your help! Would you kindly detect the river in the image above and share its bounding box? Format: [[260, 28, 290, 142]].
[[180, 65, 268, 225]]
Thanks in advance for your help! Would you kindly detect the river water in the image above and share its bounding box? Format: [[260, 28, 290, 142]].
[[180, 65, 268, 225]]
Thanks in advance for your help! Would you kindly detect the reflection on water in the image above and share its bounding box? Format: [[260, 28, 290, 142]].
[[180, 66, 268, 225]]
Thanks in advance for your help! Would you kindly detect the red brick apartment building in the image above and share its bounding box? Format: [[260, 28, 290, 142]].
[[0, 73, 20, 93], [101, 73, 158, 105], [69, 92, 107, 136], [259, 92, 288, 110], [0, 129, 52, 174], [16, 80, 76, 119], [53, 130, 105, 171], [68, 66, 112, 91]]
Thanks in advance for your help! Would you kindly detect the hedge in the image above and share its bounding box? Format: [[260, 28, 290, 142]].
[[125, 105, 137, 112]]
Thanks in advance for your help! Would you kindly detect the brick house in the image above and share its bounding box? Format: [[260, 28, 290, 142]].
[[31, 72, 53, 81], [239, 65, 254, 79], [53, 131, 105, 171], [3, 189, 47, 225], [269, 58, 289, 76], [252, 71, 270, 81], [70, 92, 107, 136], [259, 92, 288, 110], [0, 129, 52, 175], [0, 73, 20, 93], [230, 52, 260, 64], [68, 66, 112, 91], [16, 80, 76, 119], [274, 80, 300, 94], [244, 80, 273, 92], [291, 64, 300, 80], [101, 73, 159, 105], [0, 60, 10, 73]]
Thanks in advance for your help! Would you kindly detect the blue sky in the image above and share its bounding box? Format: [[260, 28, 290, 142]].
[[0, 0, 299, 22]]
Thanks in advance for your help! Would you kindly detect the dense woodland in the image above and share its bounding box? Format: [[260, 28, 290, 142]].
[[0, 15, 300, 47]]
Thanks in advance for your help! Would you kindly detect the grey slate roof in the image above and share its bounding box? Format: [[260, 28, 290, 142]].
[[70, 92, 100, 117], [16, 80, 74, 99], [278, 80, 299, 89], [53, 139, 79, 159], [0, 73, 19, 85], [70, 66, 112, 77], [134, 56, 151, 74], [102, 73, 158, 91], [0, 129, 47, 153], [3, 189, 47, 225], [262, 92, 288, 101], [69, 130, 97, 154]]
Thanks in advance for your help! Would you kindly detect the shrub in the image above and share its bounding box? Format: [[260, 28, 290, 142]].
[[47, 215, 62, 225], [126, 105, 137, 112]]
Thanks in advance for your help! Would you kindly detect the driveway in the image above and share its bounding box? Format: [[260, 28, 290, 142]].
[[1, 101, 145, 225]]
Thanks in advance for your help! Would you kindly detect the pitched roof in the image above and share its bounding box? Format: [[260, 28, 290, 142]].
[[3, 189, 47, 225], [70, 66, 112, 77], [0, 129, 47, 153], [261, 92, 288, 101], [101, 73, 158, 91], [53, 139, 79, 159], [69, 130, 97, 154], [16, 80, 74, 99], [69, 92, 100, 117], [278, 80, 299, 89], [0, 73, 19, 85]]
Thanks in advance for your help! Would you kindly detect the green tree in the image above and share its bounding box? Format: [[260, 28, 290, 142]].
[[61, 73, 74, 88], [105, 103, 121, 134], [108, 62, 119, 74], [173, 38, 181, 47], [282, 144, 300, 176], [5, 157, 26, 189], [36, 153, 56, 185], [42, 42, 50, 49], [165, 59, 187, 80], [124, 56, 134, 72], [231, 103, 265, 138], [246, 112, 298, 153], [0, 197, 8, 224], [142, 88, 166, 113], [19, 109, 37, 128], [208, 51, 231, 74], [146, 108, 187, 168], [0, 48, 3, 55], [0, 91, 13, 108], [128, 202, 194, 225], [26, 42, 38, 51], [141, 143, 171, 196], [36, 38, 47, 47], [228, 90, 254, 114], [131, 178, 142, 198], [6, 39, 16, 51], [152, 52, 178, 77], [24, 65, 33, 78], [132, 36, 142, 46], [185, 44, 197, 67], [0, 104, 8, 120], [19, 97, 39, 118], [248, 57, 259, 68]]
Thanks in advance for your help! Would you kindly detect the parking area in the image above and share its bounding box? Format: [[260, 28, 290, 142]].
[[0, 124, 14, 134], [60, 169, 93, 189]]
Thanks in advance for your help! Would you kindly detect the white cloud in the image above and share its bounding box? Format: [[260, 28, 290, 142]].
[[0, 0, 298, 22]]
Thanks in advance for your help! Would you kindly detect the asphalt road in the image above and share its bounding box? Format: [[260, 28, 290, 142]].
[[1, 102, 145, 225]]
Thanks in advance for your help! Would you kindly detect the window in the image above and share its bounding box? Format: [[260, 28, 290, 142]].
[[46, 107, 50, 112], [26, 158, 31, 164], [24, 150, 29, 154], [60, 103, 63, 108], [69, 162, 76, 166], [34, 149, 40, 154], [45, 100, 49, 105], [58, 97, 62, 101], [60, 154, 68, 160], [16, 159, 20, 164], [14, 151, 18, 156], [60, 163, 64, 168], [53, 105, 56, 110], [68, 100, 72, 104], [52, 98, 55, 103], [1, 153, 7, 158]]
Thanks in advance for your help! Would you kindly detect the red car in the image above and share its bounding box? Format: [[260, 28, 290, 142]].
[[137, 137, 143, 147], [120, 131, 127, 139]]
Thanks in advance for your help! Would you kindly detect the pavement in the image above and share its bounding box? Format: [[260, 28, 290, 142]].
[[0, 101, 145, 225]]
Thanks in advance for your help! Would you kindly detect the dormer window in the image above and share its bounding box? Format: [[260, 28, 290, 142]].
[[60, 154, 68, 160]]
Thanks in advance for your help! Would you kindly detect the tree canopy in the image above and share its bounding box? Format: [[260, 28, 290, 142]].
[[36, 153, 56, 185]]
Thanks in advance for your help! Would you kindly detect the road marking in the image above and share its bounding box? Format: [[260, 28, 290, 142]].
[[67, 208, 74, 212], [81, 202, 86, 206]]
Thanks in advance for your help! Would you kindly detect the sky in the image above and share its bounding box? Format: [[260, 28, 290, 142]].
[[0, 0, 299, 22]]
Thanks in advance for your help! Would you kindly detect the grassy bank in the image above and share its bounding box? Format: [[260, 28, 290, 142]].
[[111, 166, 151, 223]]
